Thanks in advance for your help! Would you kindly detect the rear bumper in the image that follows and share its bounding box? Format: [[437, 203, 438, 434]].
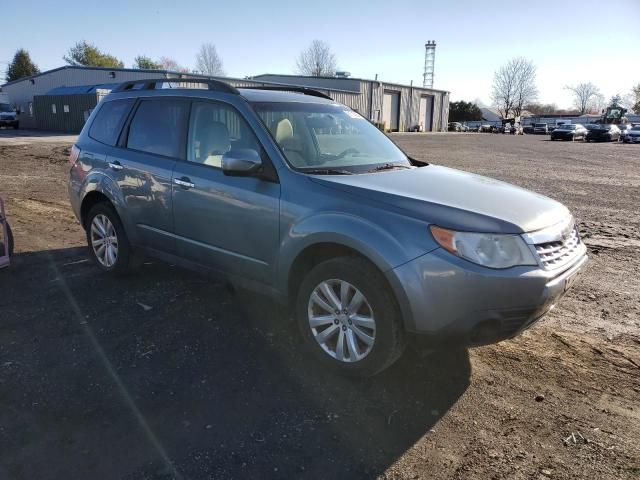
[[389, 248, 588, 346]]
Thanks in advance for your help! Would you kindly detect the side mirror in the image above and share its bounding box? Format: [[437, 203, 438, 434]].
[[221, 149, 262, 176]]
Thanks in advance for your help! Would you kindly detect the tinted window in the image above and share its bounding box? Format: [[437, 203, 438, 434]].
[[188, 101, 262, 168], [127, 99, 187, 158], [89, 99, 134, 145]]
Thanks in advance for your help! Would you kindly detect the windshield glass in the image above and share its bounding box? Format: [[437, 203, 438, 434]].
[[535, 123, 546, 127], [251, 102, 410, 173], [0, 103, 13, 112], [558, 124, 575, 130]]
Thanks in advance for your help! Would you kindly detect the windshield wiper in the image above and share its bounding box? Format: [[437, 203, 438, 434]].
[[368, 163, 412, 173], [303, 168, 354, 175]]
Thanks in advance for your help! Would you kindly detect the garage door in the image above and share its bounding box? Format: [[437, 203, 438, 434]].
[[418, 95, 434, 132], [382, 90, 400, 131]]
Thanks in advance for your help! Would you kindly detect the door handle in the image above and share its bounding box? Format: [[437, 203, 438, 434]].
[[174, 177, 195, 189], [108, 161, 124, 171]]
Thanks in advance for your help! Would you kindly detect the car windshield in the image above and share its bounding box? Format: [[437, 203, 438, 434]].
[[0, 103, 13, 112], [535, 123, 546, 127], [558, 125, 575, 130], [252, 102, 411, 173]]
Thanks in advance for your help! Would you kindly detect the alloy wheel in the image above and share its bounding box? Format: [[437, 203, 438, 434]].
[[90, 214, 118, 268], [307, 279, 376, 362]]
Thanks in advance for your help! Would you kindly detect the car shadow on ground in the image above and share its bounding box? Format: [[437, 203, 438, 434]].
[[0, 247, 471, 480]]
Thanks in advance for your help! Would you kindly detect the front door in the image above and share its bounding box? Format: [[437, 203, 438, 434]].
[[171, 100, 280, 284], [108, 97, 189, 252]]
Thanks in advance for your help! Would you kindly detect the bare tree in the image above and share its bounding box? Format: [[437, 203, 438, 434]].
[[592, 93, 606, 114], [158, 56, 188, 73], [491, 57, 538, 119], [565, 82, 601, 114], [296, 40, 337, 77], [195, 43, 224, 76]]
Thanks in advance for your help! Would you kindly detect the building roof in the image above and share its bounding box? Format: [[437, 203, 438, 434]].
[[45, 83, 120, 95], [1, 65, 184, 88], [252, 73, 450, 94], [1, 66, 363, 96]]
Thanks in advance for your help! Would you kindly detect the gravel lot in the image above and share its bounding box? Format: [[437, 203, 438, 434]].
[[0, 131, 638, 479]]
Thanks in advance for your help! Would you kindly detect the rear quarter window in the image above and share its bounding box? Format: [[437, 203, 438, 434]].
[[89, 98, 134, 146]]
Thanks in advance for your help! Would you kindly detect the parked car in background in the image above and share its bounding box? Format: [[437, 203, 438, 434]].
[[448, 122, 462, 132], [586, 124, 620, 142], [523, 124, 534, 134], [67, 78, 588, 376], [617, 124, 631, 141], [0, 103, 18, 129], [479, 124, 492, 133], [533, 123, 549, 134], [550, 124, 587, 141], [622, 125, 640, 143], [460, 124, 469, 132]]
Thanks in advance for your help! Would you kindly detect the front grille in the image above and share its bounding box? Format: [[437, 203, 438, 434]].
[[534, 227, 582, 269]]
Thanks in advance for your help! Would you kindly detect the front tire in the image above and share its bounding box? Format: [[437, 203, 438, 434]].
[[296, 256, 406, 376], [85, 202, 132, 275]]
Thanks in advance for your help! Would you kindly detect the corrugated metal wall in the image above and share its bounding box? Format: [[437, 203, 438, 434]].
[[252, 74, 449, 132], [34, 93, 99, 132]]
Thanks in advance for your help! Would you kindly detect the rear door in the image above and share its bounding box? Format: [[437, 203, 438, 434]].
[[107, 97, 189, 252], [171, 100, 280, 284]]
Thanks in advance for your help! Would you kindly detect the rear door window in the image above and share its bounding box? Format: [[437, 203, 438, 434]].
[[89, 98, 134, 145], [127, 99, 188, 158]]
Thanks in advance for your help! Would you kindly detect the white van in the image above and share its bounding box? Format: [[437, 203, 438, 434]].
[[0, 93, 18, 129]]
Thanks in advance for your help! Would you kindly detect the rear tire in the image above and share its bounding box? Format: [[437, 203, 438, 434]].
[[295, 256, 406, 376], [85, 202, 133, 275]]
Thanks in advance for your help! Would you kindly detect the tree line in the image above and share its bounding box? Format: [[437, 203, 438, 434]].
[[4, 39, 338, 82], [489, 57, 639, 118]]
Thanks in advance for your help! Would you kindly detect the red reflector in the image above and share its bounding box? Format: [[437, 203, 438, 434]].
[[69, 144, 81, 165]]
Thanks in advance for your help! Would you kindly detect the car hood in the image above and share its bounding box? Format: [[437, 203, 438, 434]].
[[310, 165, 570, 234]]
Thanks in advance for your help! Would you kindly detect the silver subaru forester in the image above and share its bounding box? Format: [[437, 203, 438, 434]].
[[69, 79, 588, 376]]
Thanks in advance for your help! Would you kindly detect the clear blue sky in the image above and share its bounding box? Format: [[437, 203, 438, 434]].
[[3, 0, 639, 108]]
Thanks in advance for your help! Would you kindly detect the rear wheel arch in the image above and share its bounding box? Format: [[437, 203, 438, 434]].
[[80, 191, 113, 228]]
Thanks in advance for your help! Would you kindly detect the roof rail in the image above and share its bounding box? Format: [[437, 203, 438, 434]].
[[242, 85, 333, 100], [112, 78, 239, 95]]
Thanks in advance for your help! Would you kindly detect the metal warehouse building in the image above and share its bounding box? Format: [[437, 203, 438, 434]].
[[1, 66, 449, 132], [251, 74, 449, 132]]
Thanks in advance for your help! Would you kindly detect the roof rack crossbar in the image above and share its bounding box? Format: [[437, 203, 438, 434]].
[[244, 85, 333, 100], [112, 78, 239, 95]]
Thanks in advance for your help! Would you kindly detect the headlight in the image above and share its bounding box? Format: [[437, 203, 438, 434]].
[[430, 225, 538, 269]]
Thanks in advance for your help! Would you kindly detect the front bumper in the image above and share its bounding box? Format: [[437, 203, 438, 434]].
[[0, 119, 18, 127], [389, 248, 588, 346]]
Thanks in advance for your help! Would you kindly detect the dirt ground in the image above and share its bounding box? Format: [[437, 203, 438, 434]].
[[0, 131, 638, 480]]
